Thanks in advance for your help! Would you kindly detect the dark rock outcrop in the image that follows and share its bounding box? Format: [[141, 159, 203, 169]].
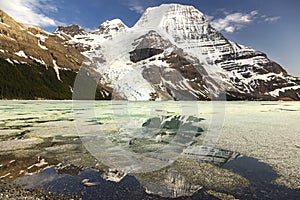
[[130, 48, 163, 63]]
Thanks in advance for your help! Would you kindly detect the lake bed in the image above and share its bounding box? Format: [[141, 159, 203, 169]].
[[0, 101, 299, 199]]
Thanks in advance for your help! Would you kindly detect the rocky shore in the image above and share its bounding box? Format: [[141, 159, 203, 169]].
[[0, 180, 80, 200]]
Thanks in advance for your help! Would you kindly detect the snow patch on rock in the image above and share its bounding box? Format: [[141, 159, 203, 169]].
[[53, 60, 61, 81], [15, 50, 28, 58]]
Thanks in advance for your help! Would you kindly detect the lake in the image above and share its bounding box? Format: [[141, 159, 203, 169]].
[[0, 101, 299, 199]]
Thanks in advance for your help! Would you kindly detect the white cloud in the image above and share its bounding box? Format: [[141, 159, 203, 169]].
[[205, 15, 215, 21], [264, 16, 281, 23], [210, 11, 258, 33], [128, 0, 145, 14], [224, 26, 235, 33], [0, 0, 64, 27]]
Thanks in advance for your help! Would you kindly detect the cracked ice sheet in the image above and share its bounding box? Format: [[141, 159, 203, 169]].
[[216, 101, 300, 189]]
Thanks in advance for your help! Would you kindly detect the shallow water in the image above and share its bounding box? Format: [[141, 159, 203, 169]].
[[0, 100, 299, 199]]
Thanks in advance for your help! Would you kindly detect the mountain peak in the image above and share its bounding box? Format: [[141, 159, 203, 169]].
[[55, 24, 87, 37], [134, 4, 205, 26], [133, 4, 213, 41], [142, 4, 203, 14], [94, 18, 128, 37], [99, 18, 126, 27]]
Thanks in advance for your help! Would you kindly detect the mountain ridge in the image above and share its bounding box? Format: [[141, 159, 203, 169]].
[[0, 4, 300, 100]]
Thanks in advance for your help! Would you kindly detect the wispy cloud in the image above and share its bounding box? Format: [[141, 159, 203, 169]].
[[0, 0, 64, 27], [210, 11, 258, 33], [128, 0, 145, 14], [264, 16, 281, 23], [205, 15, 215, 21]]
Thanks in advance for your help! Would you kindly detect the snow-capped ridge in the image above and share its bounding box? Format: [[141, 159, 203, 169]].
[[93, 18, 128, 37], [48, 3, 300, 101], [133, 3, 216, 44], [134, 4, 206, 28], [98, 18, 127, 28]]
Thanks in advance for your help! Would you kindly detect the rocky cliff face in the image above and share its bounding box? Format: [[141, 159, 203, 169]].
[[0, 10, 83, 70], [0, 10, 111, 100]]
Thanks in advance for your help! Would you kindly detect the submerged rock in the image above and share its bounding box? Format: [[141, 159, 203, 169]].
[[135, 158, 249, 198]]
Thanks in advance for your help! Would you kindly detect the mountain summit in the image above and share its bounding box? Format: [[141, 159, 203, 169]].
[[134, 4, 211, 38], [1, 4, 300, 100]]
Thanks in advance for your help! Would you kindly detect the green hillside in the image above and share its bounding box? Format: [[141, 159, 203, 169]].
[[0, 58, 107, 100]]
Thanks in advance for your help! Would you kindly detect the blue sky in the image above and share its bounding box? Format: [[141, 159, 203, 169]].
[[0, 0, 299, 76]]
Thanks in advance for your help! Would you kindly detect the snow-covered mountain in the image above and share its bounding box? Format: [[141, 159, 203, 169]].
[[1, 4, 299, 100], [54, 4, 300, 101]]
